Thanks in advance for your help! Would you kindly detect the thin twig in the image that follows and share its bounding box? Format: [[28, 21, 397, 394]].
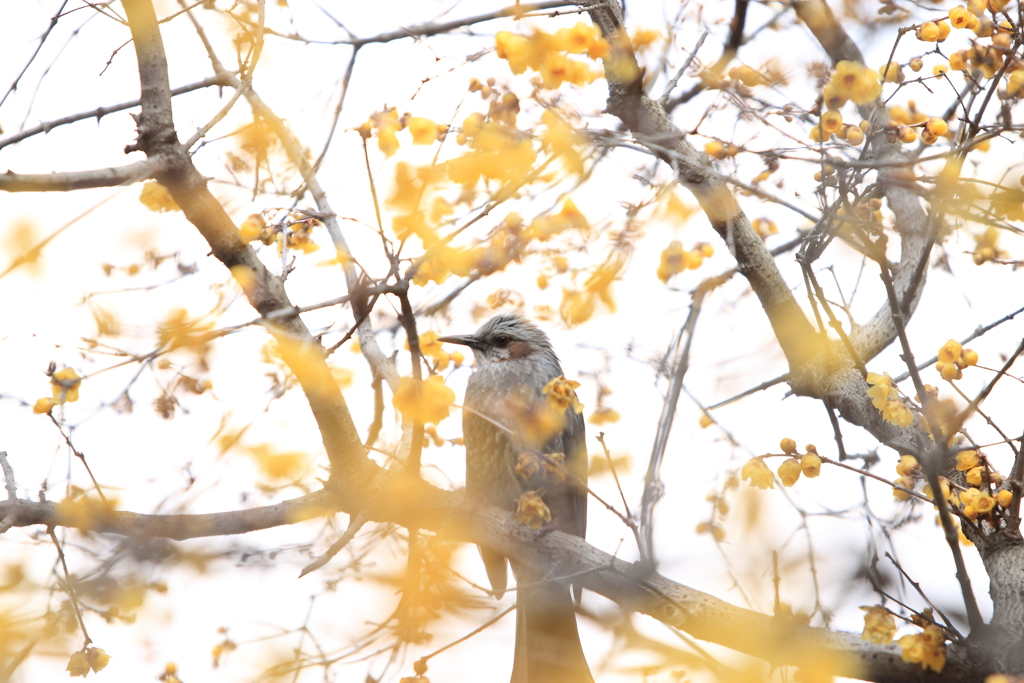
[[299, 512, 369, 577], [49, 527, 91, 646]]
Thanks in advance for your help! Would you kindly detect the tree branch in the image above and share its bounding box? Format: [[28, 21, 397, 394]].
[[0, 159, 160, 192], [0, 75, 231, 151], [0, 473, 975, 682]]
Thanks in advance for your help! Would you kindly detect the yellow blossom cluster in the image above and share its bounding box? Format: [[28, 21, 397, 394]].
[[809, 111, 868, 145], [525, 199, 591, 242], [954, 450, 1011, 520], [542, 375, 584, 414], [66, 647, 111, 677], [728, 65, 764, 87], [861, 606, 897, 644], [356, 108, 447, 157], [539, 109, 589, 177], [139, 181, 180, 213], [866, 372, 914, 428], [515, 490, 552, 529], [284, 219, 319, 255], [704, 140, 739, 160], [557, 258, 621, 327], [822, 60, 882, 110], [899, 625, 947, 673], [775, 440, 822, 487], [741, 456, 774, 489], [495, 23, 608, 89], [412, 207, 558, 288], [392, 374, 456, 425], [741, 440, 823, 490], [915, 19, 951, 42], [412, 331, 464, 372], [891, 454, 925, 501], [239, 213, 274, 244], [448, 106, 536, 188], [973, 226, 1004, 264], [935, 338, 978, 381], [657, 240, 714, 283], [33, 367, 83, 414]]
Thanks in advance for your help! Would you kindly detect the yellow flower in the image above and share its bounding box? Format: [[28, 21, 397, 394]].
[[938, 339, 962, 364], [406, 117, 439, 145], [976, 492, 995, 513], [372, 108, 402, 157], [965, 466, 984, 487], [820, 110, 843, 134], [584, 262, 621, 312], [893, 476, 915, 500], [560, 289, 594, 327], [741, 457, 774, 489], [542, 376, 584, 415], [801, 452, 822, 478], [917, 21, 941, 41], [778, 458, 802, 486], [948, 6, 972, 28], [882, 400, 914, 428], [51, 367, 82, 404], [495, 31, 541, 75], [33, 397, 56, 414], [392, 375, 456, 425], [899, 625, 946, 672], [411, 256, 451, 287], [555, 22, 603, 54], [239, 213, 266, 242], [997, 489, 1013, 508], [827, 61, 881, 105], [956, 450, 979, 471], [139, 181, 180, 212], [896, 455, 920, 478], [780, 438, 798, 455], [515, 490, 552, 529], [589, 406, 620, 425], [416, 331, 445, 359], [630, 28, 660, 49], [86, 647, 111, 673], [657, 240, 687, 283], [861, 606, 896, 645], [866, 372, 897, 410], [67, 651, 91, 677]]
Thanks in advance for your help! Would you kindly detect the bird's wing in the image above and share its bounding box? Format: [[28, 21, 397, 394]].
[[561, 407, 588, 541]]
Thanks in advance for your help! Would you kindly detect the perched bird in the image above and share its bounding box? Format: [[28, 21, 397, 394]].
[[439, 313, 592, 683]]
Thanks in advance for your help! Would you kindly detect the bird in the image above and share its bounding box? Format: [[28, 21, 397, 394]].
[[438, 313, 593, 683]]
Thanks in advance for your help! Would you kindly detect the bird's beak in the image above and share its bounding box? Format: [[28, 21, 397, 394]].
[[437, 333, 480, 349]]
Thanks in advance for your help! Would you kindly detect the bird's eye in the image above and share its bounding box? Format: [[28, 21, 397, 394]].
[[494, 334, 511, 347]]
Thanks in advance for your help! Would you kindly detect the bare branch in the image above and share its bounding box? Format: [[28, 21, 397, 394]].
[[0, 75, 231, 151], [0, 159, 160, 192]]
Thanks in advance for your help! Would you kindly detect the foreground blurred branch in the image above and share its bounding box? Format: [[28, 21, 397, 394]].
[[0, 474, 971, 683]]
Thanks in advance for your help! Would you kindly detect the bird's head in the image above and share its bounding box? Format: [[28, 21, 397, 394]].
[[438, 313, 556, 368]]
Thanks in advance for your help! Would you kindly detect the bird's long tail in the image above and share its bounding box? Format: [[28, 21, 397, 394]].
[[511, 567, 593, 683]]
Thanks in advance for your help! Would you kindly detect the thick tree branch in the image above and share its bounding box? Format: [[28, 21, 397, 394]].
[[578, 0, 820, 375], [0, 159, 160, 192], [0, 473, 974, 683], [793, 0, 933, 365], [121, 0, 369, 480]]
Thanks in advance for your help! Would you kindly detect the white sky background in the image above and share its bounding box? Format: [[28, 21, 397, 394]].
[[1, 0, 1023, 681]]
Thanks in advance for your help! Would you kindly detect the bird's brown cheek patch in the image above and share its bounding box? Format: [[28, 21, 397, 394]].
[[507, 341, 532, 359]]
